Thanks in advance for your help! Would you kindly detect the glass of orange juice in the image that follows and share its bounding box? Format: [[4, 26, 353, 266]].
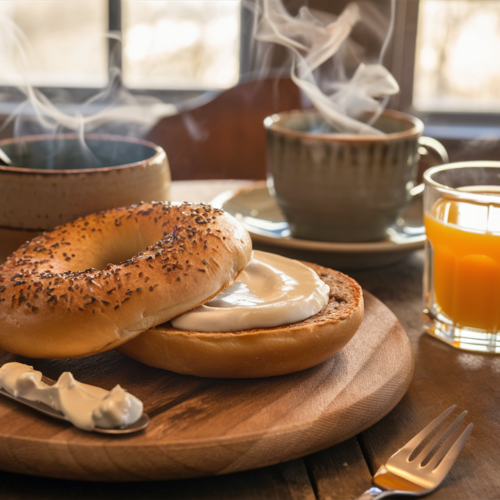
[[424, 162, 500, 353]]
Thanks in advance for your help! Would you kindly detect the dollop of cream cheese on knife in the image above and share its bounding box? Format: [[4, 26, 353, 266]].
[[172, 250, 330, 332], [0, 362, 143, 431]]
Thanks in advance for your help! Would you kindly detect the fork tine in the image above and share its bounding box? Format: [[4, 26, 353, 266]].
[[413, 410, 468, 464], [429, 423, 473, 476], [395, 405, 457, 457]]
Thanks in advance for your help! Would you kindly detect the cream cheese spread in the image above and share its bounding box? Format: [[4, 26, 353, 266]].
[[0, 362, 143, 431], [172, 250, 330, 332]]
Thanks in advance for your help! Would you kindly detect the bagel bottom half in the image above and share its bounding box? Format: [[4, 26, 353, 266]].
[[117, 262, 364, 378]]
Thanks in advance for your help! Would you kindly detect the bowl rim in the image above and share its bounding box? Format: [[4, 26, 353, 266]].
[[263, 109, 424, 143], [0, 133, 165, 175]]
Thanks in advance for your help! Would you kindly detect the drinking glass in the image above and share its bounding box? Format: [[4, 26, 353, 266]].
[[423, 162, 500, 353]]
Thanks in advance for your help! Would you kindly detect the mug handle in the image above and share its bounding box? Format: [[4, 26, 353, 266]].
[[410, 136, 449, 197]]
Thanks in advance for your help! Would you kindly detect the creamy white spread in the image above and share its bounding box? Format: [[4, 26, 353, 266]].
[[0, 362, 143, 431], [172, 250, 330, 332]]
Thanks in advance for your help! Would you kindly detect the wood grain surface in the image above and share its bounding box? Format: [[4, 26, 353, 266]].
[[0, 291, 413, 482], [0, 180, 490, 498]]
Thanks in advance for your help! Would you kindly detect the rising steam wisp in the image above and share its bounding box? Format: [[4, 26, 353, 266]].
[[253, 0, 399, 135]]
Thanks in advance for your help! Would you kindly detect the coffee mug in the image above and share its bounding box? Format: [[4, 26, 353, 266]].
[[264, 109, 447, 242], [0, 134, 171, 261]]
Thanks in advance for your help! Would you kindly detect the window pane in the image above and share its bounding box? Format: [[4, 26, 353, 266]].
[[122, 0, 240, 90], [414, 0, 500, 112], [0, 0, 108, 88]]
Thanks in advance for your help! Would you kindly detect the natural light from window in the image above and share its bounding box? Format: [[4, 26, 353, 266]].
[[122, 0, 240, 90], [414, 0, 500, 112], [0, 0, 108, 88], [0, 0, 241, 91]]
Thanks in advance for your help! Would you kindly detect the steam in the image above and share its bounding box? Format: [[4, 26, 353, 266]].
[[4, 65, 177, 139], [0, 0, 400, 167], [253, 0, 399, 135], [0, 14, 177, 166]]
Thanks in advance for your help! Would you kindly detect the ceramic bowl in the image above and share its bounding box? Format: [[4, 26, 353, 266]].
[[0, 134, 170, 261]]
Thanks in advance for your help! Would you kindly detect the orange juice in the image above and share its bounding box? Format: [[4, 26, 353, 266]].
[[425, 194, 500, 331]]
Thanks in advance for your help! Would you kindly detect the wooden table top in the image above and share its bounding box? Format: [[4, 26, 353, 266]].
[[1, 180, 495, 499]]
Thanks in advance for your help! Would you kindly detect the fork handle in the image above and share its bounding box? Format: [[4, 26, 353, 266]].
[[355, 487, 396, 499]]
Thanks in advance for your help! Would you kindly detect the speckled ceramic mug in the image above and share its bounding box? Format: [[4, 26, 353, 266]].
[[0, 134, 170, 261], [264, 109, 447, 242]]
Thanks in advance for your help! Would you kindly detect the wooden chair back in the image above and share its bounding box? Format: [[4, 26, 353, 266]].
[[147, 78, 301, 180]]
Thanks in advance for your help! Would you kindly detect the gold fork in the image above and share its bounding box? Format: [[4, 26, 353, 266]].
[[356, 405, 473, 499]]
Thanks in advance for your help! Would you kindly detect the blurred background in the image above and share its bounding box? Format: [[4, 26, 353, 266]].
[[0, 0, 499, 178], [0, 0, 241, 90]]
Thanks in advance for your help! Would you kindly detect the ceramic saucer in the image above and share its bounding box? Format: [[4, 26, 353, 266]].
[[211, 181, 426, 269]]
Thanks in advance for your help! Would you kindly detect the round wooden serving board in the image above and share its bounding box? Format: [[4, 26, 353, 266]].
[[0, 291, 413, 482]]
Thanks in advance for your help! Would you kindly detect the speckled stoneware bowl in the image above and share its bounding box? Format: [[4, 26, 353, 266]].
[[264, 109, 445, 243], [0, 134, 170, 262]]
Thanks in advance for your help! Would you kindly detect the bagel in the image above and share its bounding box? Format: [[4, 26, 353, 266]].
[[0, 202, 252, 358], [118, 262, 364, 378]]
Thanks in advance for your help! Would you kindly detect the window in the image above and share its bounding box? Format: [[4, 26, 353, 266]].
[[122, 1, 240, 90], [0, 0, 241, 96], [0, 1, 108, 88], [414, 0, 500, 113]]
